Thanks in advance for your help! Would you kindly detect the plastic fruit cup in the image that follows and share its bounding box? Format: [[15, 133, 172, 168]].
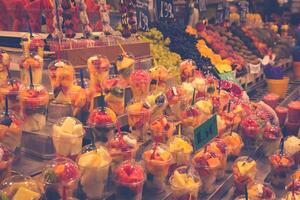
[[147, 92, 168, 122], [105, 86, 125, 116], [20, 55, 43, 86], [275, 106, 288, 126], [77, 145, 112, 199], [240, 117, 261, 149], [43, 157, 80, 200], [167, 135, 193, 166], [221, 132, 244, 159], [88, 55, 110, 85], [129, 69, 151, 101], [287, 101, 300, 123], [166, 86, 184, 120], [0, 174, 42, 199], [181, 105, 202, 141], [262, 125, 282, 157], [232, 156, 257, 194], [52, 117, 85, 161], [150, 116, 175, 143], [19, 84, 49, 132], [269, 152, 295, 188], [114, 160, 145, 200], [142, 143, 172, 193], [247, 182, 276, 200], [0, 79, 21, 113], [0, 144, 13, 181], [0, 111, 22, 152], [263, 93, 279, 109], [169, 166, 201, 200], [48, 59, 72, 90]]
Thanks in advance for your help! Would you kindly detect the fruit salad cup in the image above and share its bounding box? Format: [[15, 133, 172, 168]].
[[21, 34, 45, 58], [150, 116, 176, 143], [43, 157, 80, 200], [284, 136, 300, 165], [240, 117, 261, 149], [232, 156, 257, 194], [129, 69, 151, 101], [281, 191, 300, 200], [169, 166, 201, 200], [221, 132, 244, 159], [142, 143, 172, 193], [0, 79, 21, 113], [262, 125, 282, 157], [77, 144, 112, 199], [127, 100, 151, 141], [87, 107, 117, 142], [269, 151, 295, 188], [0, 111, 22, 152], [167, 135, 193, 166], [48, 59, 73, 90], [88, 55, 111, 88], [146, 92, 168, 122], [116, 54, 135, 82], [181, 105, 202, 142], [179, 59, 196, 82], [0, 144, 13, 181], [0, 50, 10, 85], [114, 160, 145, 200], [19, 84, 49, 132], [107, 132, 138, 169], [149, 65, 169, 92], [19, 55, 43, 86], [0, 175, 42, 200], [193, 149, 221, 194], [247, 182, 276, 200], [166, 86, 185, 121], [105, 86, 125, 116], [195, 99, 213, 122], [52, 117, 85, 160]]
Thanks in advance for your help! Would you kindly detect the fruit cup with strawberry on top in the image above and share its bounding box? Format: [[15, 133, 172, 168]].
[[150, 116, 176, 143], [19, 84, 49, 132], [262, 125, 282, 157], [181, 104, 202, 142], [127, 100, 151, 141], [129, 69, 151, 101], [0, 143, 14, 181], [107, 131, 138, 170], [19, 54, 43, 86], [114, 160, 145, 200], [192, 148, 221, 194], [240, 116, 261, 149], [142, 143, 172, 193], [0, 79, 21, 114], [179, 59, 196, 82], [166, 86, 185, 121], [43, 157, 80, 200]]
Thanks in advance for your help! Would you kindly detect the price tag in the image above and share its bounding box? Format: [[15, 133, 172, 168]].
[[156, 0, 174, 21], [194, 115, 218, 150], [136, 0, 150, 31], [249, 63, 261, 74]]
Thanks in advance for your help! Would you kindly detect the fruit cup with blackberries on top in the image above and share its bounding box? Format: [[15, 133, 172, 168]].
[[167, 135, 193, 167], [0, 144, 13, 181], [262, 125, 282, 157], [221, 132, 244, 159], [114, 160, 145, 200], [0, 111, 22, 152], [127, 100, 151, 142], [166, 86, 185, 120], [146, 92, 168, 122], [0, 79, 21, 113], [43, 157, 80, 200], [150, 116, 176, 143], [129, 69, 151, 101], [116, 54, 135, 83], [87, 106, 117, 142], [142, 143, 172, 193], [19, 54, 43, 86], [179, 59, 196, 82], [181, 105, 202, 142], [107, 132, 138, 170], [240, 116, 261, 149], [232, 156, 257, 194], [169, 166, 201, 200], [77, 145, 112, 199], [269, 151, 295, 188], [192, 149, 221, 194], [19, 84, 49, 132], [52, 117, 85, 160], [0, 175, 42, 200], [247, 182, 276, 200]]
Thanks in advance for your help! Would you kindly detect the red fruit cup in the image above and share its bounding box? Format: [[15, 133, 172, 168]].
[[0, 143, 14, 181], [240, 117, 261, 149], [287, 101, 300, 123], [0, 79, 21, 113], [263, 93, 280, 109], [262, 125, 282, 157], [114, 160, 145, 200], [285, 121, 300, 136], [275, 106, 288, 126], [129, 69, 151, 101]]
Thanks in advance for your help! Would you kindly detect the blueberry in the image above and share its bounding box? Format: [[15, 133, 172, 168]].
[[155, 94, 165, 106]]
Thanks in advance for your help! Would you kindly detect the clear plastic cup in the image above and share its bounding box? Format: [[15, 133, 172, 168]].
[[77, 144, 112, 199], [262, 125, 282, 157], [179, 59, 196, 82], [221, 132, 244, 158], [240, 117, 261, 149], [107, 132, 138, 169], [192, 149, 221, 194], [0, 79, 21, 113], [167, 135, 193, 166], [181, 105, 202, 141], [269, 151, 295, 188], [232, 156, 257, 194], [247, 182, 276, 200], [149, 65, 170, 92], [150, 116, 176, 143], [19, 84, 49, 132], [129, 69, 151, 101], [48, 59, 73, 90], [146, 92, 168, 122], [19, 55, 43, 86], [0, 174, 42, 199], [43, 157, 80, 200], [166, 86, 185, 121], [114, 160, 145, 200], [87, 55, 111, 89], [20, 34, 45, 58], [127, 100, 150, 141], [142, 143, 172, 193], [0, 111, 22, 152], [52, 117, 85, 160], [169, 166, 201, 200], [0, 143, 13, 181], [116, 54, 135, 82]]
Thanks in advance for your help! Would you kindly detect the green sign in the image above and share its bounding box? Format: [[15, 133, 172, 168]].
[[194, 115, 218, 150]]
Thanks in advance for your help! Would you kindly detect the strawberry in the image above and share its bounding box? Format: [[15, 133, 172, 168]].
[[60, 162, 78, 182]]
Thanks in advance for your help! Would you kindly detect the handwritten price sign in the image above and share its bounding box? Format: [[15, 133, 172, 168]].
[[157, 0, 174, 21], [136, 0, 150, 31]]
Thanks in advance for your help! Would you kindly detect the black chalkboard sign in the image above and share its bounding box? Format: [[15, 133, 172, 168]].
[[156, 0, 174, 21], [136, 0, 150, 31]]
